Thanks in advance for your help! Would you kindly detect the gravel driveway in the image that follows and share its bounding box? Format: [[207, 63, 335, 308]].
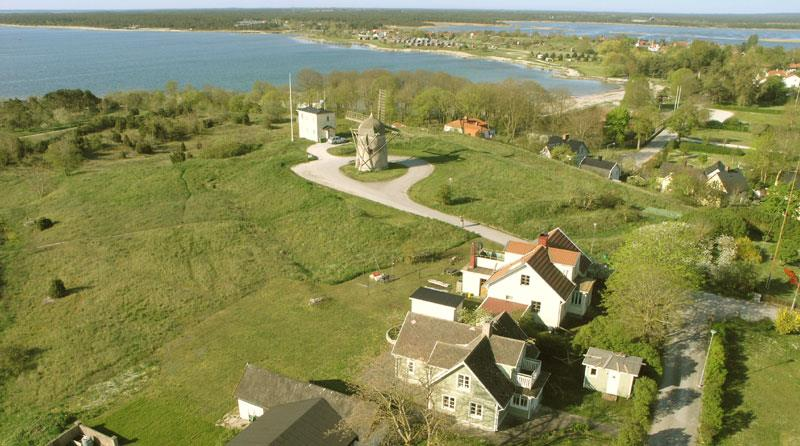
[[648, 293, 778, 446], [291, 142, 526, 246]]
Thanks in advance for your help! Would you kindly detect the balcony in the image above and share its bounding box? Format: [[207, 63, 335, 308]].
[[513, 358, 542, 389]]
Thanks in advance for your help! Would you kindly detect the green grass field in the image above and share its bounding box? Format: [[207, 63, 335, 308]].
[[340, 161, 408, 182], [0, 125, 689, 444], [717, 319, 800, 446]]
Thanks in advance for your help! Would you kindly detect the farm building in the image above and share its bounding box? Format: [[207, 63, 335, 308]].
[[444, 117, 493, 138], [297, 102, 336, 142], [582, 347, 643, 399], [579, 157, 621, 181], [409, 287, 464, 322]]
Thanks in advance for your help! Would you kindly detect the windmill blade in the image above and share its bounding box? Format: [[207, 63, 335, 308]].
[[346, 110, 368, 123], [377, 89, 387, 122]]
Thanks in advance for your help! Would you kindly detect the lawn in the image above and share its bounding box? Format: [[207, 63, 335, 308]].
[[0, 133, 470, 444], [340, 161, 408, 182], [716, 319, 800, 446]]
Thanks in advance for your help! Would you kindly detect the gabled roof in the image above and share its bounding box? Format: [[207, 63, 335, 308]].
[[233, 365, 374, 440], [428, 339, 477, 370], [489, 335, 527, 367], [455, 337, 517, 406], [479, 298, 529, 318], [391, 312, 477, 362], [547, 227, 593, 269], [545, 136, 588, 154], [582, 347, 644, 376], [505, 240, 538, 255], [487, 246, 576, 301], [579, 157, 618, 176], [228, 398, 357, 446], [490, 312, 529, 341], [410, 287, 464, 308], [548, 247, 581, 267], [709, 169, 749, 195], [704, 161, 727, 177]]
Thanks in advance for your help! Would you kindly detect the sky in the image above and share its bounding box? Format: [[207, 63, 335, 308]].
[[1, 1, 799, 14]]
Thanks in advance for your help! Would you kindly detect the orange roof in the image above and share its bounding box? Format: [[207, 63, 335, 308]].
[[479, 298, 529, 316], [445, 118, 489, 137], [548, 247, 581, 266], [505, 240, 538, 255], [767, 70, 788, 77]]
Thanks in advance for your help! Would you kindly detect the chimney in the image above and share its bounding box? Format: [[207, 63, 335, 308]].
[[469, 242, 476, 269], [538, 233, 549, 247], [481, 320, 492, 337], [562, 133, 570, 142]]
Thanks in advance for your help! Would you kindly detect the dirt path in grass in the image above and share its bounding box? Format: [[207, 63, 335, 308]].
[[648, 292, 778, 446], [291, 142, 527, 246]]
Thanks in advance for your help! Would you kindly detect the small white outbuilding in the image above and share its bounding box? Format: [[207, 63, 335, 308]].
[[297, 103, 336, 142], [409, 287, 464, 322], [582, 347, 643, 399]]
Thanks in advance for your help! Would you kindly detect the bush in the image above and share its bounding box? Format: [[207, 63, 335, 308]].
[[626, 175, 648, 187], [199, 142, 260, 159], [614, 377, 658, 446], [34, 217, 54, 231], [437, 183, 453, 205], [48, 278, 67, 299], [679, 142, 745, 156], [699, 327, 727, 444], [775, 308, 800, 335]]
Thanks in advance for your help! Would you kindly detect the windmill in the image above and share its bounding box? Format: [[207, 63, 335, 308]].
[[346, 89, 398, 172]]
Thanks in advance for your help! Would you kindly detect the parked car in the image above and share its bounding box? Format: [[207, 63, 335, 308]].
[[330, 136, 348, 144]]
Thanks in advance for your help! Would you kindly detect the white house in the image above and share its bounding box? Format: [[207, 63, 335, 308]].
[[297, 102, 336, 142], [582, 347, 643, 399], [409, 287, 464, 322], [461, 228, 596, 329]]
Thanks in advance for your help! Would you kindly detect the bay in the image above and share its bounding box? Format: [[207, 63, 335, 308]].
[[0, 26, 617, 99]]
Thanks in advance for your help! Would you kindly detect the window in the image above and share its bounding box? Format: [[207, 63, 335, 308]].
[[512, 394, 528, 408], [457, 374, 471, 390], [520, 274, 530, 286], [531, 301, 541, 313], [407, 360, 415, 375], [590, 367, 597, 376], [442, 395, 455, 411], [469, 402, 483, 419], [571, 293, 582, 305]]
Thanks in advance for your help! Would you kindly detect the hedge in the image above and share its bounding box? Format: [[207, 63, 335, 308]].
[[699, 327, 727, 444], [679, 142, 745, 156], [614, 376, 659, 446]]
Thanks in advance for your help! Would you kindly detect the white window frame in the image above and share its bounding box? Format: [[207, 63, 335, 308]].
[[590, 367, 597, 376], [520, 274, 530, 286], [512, 394, 528, 408], [531, 301, 541, 313], [407, 359, 415, 375], [469, 401, 483, 419], [441, 395, 456, 411], [457, 374, 471, 391]]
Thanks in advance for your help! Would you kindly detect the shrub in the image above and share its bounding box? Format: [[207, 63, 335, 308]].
[[437, 183, 453, 205], [199, 142, 260, 159], [47, 278, 67, 299], [135, 140, 154, 154], [699, 328, 727, 444], [775, 308, 800, 335], [34, 217, 54, 231], [614, 377, 658, 446], [626, 175, 648, 187]]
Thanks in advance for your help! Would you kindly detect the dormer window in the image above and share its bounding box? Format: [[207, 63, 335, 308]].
[[457, 374, 471, 390]]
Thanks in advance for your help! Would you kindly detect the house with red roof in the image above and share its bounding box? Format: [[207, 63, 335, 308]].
[[444, 117, 494, 139], [460, 228, 595, 328]]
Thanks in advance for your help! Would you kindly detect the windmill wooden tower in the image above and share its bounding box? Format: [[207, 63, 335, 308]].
[[346, 90, 397, 172]]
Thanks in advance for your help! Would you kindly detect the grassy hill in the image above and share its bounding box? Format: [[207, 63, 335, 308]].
[[0, 127, 687, 444]]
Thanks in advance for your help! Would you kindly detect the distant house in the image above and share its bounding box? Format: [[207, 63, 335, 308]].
[[444, 117, 493, 139], [582, 348, 643, 399], [655, 162, 705, 193], [409, 287, 464, 322], [578, 157, 621, 181], [541, 134, 590, 165], [297, 102, 336, 142], [759, 69, 800, 89], [461, 228, 595, 329], [233, 364, 378, 444], [704, 161, 749, 198], [47, 421, 119, 446], [391, 306, 548, 432]]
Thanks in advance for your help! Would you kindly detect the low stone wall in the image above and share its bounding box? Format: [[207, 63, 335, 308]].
[[47, 421, 119, 446]]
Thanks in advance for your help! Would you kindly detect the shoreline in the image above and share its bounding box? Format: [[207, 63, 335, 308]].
[[1, 23, 625, 102], [421, 19, 800, 33]]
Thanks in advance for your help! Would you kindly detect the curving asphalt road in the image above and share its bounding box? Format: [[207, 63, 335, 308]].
[[291, 142, 526, 246]]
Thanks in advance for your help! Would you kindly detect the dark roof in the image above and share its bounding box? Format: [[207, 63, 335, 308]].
[[519, 371, 551, 397], [545, 136, 589, 154], [233, 365, 374, 440], [579, 157, 618, 176], [490, 312, 529, 341], [582, 347, 644, 376], [547, 227, 592, 272], [391, 313, 477, 362], [489, 335, 526, 366], [704, 161, 727, 177], [228, 398, 357, 446], [410, 287, 464, 308], [428, 338, 478, 369], [657, 162, 704, 181], [461, 337, 516, 405], [711, 169, 749, 195], [297, 106, 333, 115]]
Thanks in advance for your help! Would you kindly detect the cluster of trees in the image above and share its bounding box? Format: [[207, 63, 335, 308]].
[[599, 37, 800, 106]]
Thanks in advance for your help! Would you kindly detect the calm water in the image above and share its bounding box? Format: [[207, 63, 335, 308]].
[[0, 26, 619, 99], [427, 21, 800, 48]]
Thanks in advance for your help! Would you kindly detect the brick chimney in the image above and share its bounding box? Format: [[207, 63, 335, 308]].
[[538, 233, 549, 247], [469, 242, 476, 269], [481, 320, 492, 337]]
